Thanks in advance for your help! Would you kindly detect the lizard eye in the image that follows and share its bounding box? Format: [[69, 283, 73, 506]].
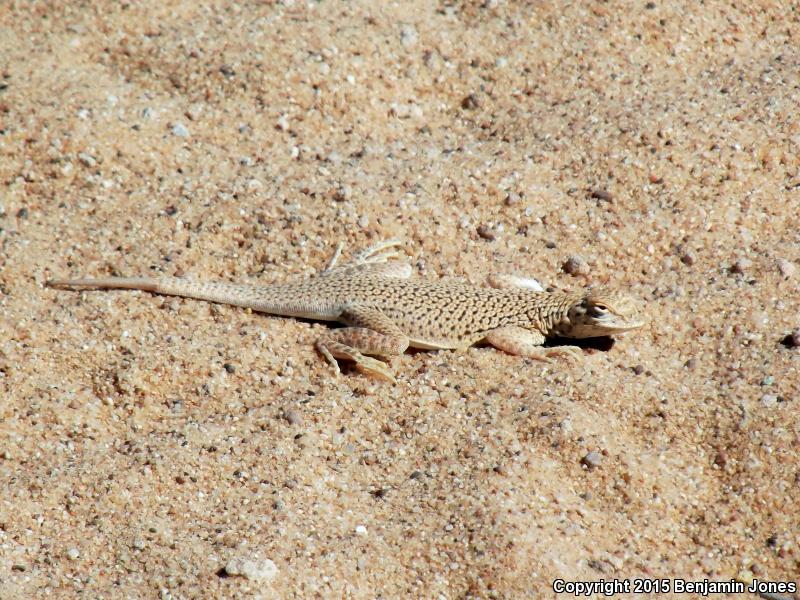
[[588, 304, 608, 317]]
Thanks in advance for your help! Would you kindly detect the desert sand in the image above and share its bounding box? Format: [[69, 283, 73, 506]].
[[0, 1, 798, 598]]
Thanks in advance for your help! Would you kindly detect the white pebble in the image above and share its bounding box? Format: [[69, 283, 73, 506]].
[[761, 394, 778, 407], [78, 152, 96, 168], [66, 548, 80, 560], [399, 24, 418, 48], [225, 557, 278, 582], [582, 451, 602, 469], [777, 258, 796, 279], [355, 525, 367, 536], [172, 123, 190, 137]]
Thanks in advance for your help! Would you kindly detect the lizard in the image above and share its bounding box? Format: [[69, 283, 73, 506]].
[[46, 239, 645, 383]]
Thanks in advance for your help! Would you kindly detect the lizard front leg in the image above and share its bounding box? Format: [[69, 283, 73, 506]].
[[316, 305, 410, 383], [484, 326, 583, 363]]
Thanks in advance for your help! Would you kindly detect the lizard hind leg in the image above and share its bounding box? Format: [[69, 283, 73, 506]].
[[315, 305, 410, 383], [323, 239, 406, 274], [352, 239, 405, 265]]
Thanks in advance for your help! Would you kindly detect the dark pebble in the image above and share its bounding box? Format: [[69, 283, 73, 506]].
[[461, 93, 480, 110], [562, 255, 590, 276], [729, 258, 751, 274], [590, 189, 613, 202], [781, 329, 800, 348], [476, 224, 497, 240], [283, 409, 302, 426]]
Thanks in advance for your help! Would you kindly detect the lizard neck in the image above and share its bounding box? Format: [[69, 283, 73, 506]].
[[529, 292, 582, 337]]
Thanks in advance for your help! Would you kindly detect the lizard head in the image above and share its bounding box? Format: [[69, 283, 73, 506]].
[[556, 289, 645, 338]]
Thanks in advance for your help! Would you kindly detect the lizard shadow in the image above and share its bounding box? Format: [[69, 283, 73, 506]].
[[545, 336, 616, 352], [319, 320, 618, 353]]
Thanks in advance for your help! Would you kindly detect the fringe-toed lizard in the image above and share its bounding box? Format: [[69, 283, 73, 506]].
[[47, 240, 645, 383]]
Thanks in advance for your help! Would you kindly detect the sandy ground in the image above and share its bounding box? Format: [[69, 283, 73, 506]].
[[1, 0, 798, 598]]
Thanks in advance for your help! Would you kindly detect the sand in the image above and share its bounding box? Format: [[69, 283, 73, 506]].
[[1, 0, 798, 597]]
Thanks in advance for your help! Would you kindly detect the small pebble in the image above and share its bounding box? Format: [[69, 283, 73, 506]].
[[581, 451, 602, 470], [283, 408, 302, 426], [66, 548, 80, 560], [760, 394, 778, 407], [355, 525, 368, 536], [476, 224, 497, 240], [777, 258, 796, 278], [713, 451, 727, 468], [729, 258, 751, 274], [504, 192, 520, 206], [461, 93, 480, 110], [562, 255, 590, 276], [332, 186, 350, 202], [77, 152, 96, 167], [171, 122, 190, 137], [684, 358, 698, 370], [224, 557, 278, 582], [186, 103, 204, 121], [632, 364, 645, 375], [680, 252, 696, 266], [590, 189, 613, 202], [399, 24, 418, 48], [223, 363, 235, 374]]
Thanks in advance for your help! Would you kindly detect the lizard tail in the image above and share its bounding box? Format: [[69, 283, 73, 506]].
[[45, 276, 332, 319], [46, 277, 160, 291]]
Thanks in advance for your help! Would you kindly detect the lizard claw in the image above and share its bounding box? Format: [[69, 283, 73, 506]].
[[353, 355, 397, 384], [545, 346, 584, 363]]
